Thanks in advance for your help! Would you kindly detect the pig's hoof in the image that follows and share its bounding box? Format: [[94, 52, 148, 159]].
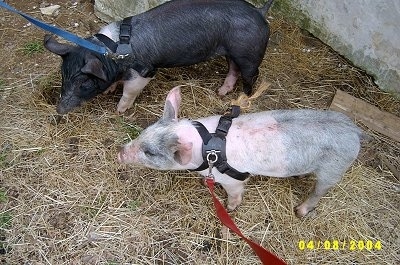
[[116, 105, 128, 114], [226, 205, 236, 213], [226, 204, 235, 212], [294, 205, 315, 218], [103, 88, 113, 95], [217, 87, 230, 97], [117, 98, 135, 113], [103, 82, 120, 94], [220, 225, 231, 240], [227, 203, 239, 212]]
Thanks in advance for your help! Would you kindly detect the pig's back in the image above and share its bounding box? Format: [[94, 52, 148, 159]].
[[129, 0, 269, 66], [270, 109, 363, 138], [234, 109, 362, 137], [225, 109, 364, 177]]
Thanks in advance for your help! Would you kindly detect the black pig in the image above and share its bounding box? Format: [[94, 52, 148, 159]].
[[44, 0, 274, 114]]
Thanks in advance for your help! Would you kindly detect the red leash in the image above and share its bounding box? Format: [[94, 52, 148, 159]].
[[205, 177, 287, 265]]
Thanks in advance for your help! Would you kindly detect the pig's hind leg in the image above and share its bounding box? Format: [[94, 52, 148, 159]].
[[295, 167, 344, 217], [240, 65, 259, 96], [217, 58, 240, 97], [230, 55, 261, 96]]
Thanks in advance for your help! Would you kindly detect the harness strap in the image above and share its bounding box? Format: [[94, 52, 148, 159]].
[[115, 17, 133, 55], [216, 105, 241, 136], [94, 17, 156, 78], [119, 17, 132, 45], [94, 33, 117, 52], [191, 105, 249, 181]]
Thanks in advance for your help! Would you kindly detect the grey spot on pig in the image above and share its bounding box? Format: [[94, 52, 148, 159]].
[[44, 0, 274, 114], [118, 86, 366, 217]]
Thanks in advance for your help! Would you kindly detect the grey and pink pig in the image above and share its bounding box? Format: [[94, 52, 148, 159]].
[[118, 86, 366, 217]]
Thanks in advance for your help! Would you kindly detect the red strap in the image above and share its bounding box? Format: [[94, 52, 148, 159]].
[[206, 178, 287, 265]]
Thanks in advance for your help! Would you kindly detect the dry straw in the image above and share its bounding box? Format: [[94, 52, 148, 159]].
[[0, 3, 399, 265], [231, 81, 271, 109]]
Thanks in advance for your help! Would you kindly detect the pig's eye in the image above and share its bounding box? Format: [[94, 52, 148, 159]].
[[144, 149, 156, 157], [82, 79, 94, 89]]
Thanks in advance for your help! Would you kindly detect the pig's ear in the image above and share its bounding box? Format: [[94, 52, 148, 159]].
[[163, 86, 182, 121], [81, 54, 108, 81], [173, 141, 193, 165], [43, 34, 72, 56]]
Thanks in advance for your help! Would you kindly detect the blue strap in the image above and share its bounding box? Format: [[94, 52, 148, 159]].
[[0, 1, 108, 55]]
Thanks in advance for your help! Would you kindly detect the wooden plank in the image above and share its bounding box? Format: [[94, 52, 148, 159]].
[[329, 89, 400, 142], [379, 155, 400, 181]]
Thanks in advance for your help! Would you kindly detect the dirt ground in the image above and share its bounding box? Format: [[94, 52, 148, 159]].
[[0, 1, 399, 264]]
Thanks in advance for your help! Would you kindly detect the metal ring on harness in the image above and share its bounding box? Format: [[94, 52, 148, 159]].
[[206, 150, 220, 164]]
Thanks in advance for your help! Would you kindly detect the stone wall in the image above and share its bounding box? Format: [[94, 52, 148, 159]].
[[94, 0, 169, 22], [94, 0, 400, 94], [94, 0, 267, 22]]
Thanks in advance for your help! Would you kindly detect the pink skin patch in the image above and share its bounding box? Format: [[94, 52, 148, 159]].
[[117, 76, 151, 113], [248, 123, 278, 135], [225, 114, 287, 177], [218, 60, 240, 96]]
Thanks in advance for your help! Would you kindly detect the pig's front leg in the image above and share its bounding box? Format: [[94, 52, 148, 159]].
[[117, 70, 152, 113], [219, 178, 249, 211]]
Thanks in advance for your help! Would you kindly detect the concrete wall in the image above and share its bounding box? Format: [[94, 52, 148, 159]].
[[273, 0, 399, 95], [94, 0, 400, 95]]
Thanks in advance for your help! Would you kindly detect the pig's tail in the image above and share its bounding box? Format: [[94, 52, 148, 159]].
[[231, 80, 271, 109]]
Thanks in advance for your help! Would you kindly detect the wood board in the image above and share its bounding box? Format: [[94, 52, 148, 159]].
[[329, 89, 400, 142]]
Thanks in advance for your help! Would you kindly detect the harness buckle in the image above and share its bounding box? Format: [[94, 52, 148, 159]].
[[116, 43, 133, 56], [117, 53, 130, 59], [109, 52, 130, 61]]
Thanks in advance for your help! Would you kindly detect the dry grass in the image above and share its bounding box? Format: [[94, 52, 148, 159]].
[[1, 1, 399, 264]]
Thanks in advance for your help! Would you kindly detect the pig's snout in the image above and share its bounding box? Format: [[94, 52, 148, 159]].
[[117, 144, 137, 164], [56, 95, 83, 115], [117, 146, 127, 163], [56, 103, 72, 115]]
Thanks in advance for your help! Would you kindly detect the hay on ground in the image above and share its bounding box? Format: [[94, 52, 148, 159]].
[[0, 2, 399, 264]]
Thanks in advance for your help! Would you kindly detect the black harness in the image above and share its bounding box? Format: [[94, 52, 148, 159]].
[[191, 105, 250, 181], [94, 17, 156, 78]]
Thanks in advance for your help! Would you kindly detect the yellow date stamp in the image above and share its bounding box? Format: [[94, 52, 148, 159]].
[[298, 240, 382, 251]]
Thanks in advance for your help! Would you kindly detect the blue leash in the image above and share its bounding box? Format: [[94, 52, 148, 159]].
[[0, 1, 108, 55]]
